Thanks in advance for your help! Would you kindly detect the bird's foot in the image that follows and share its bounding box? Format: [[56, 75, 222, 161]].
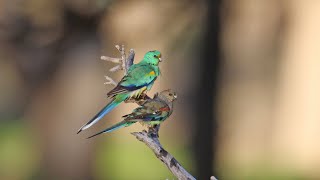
[[148, 132, 159, 138], [142, 130, 148, 134], [147, 126, 160, 138], [125, 96, 148, 105]]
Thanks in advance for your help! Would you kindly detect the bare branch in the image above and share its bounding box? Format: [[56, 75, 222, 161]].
[[132, 130, 199, 180], [100, 56, 121, 63], [109, 65, 121, 72], [115, 44, 127, 75], [104, 76, 117, 86], [101, 45, 135, 87], [126, 48, 135, 70], [210, 176, 218, 180], [101, 45, 135, 76], [100, 55, 122, 73]]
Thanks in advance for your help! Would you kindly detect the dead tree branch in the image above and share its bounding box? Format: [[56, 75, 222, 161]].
[[100, 44, 135, 86], [103, 75, 117, 86], [132, 130, 197, 180]]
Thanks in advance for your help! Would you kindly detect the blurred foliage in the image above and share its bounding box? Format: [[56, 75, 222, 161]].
[[219, 163, 308, 180], [0, 121, 40, 180], [94, 134, 193, 180]]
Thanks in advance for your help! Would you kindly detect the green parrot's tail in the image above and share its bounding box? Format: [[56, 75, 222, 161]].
[[87, 120, 136, 139], [77, 94, 128, 134]]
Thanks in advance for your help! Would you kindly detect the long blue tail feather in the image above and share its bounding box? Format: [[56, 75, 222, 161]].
[[77, 95, 127, 134], [87, 121, 135, 139]]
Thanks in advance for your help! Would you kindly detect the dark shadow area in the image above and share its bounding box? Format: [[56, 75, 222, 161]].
[[193, 0, 221, 179]]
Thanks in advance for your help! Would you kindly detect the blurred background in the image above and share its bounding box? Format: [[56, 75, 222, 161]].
[[1, 0, 320, 179]]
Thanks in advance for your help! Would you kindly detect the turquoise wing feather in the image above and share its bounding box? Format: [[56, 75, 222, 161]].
[[107, 63, 159, 97]]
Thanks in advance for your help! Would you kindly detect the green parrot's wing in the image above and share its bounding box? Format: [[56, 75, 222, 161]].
[[121, 64, 158, 86], [107, 64, 159, 97]]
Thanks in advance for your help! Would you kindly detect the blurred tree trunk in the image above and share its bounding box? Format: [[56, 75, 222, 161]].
[[192, 0, 221, 179], [21, 6, 105, 179], [216, 0, 320, 178], [215, 0, 282, 177]]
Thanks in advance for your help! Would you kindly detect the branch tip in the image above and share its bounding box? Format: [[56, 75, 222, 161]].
[[100, 56, 121, 63], [104, 75, 117, 86]]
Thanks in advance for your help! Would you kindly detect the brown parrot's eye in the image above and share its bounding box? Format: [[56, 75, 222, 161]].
[[169, 93, 173, 96]]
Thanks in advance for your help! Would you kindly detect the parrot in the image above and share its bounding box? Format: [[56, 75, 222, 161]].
[[77, 50, 162, 134], [87, 89, 177, 139]]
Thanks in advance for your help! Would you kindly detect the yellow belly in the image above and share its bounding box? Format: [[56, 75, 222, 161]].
[[130, 86, 147, 99]]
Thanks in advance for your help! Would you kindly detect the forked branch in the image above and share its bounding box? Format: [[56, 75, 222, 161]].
[[101, 44, 135, 75]]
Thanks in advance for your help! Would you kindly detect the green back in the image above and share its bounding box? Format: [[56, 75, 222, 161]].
[[120, 61, 160, 87]]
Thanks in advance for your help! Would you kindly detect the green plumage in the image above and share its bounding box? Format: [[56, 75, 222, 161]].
[[120, 63, 160, 87]]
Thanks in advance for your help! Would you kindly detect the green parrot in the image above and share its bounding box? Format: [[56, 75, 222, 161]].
[[87, 89, 177, 138], [77, 50, 162, 134]]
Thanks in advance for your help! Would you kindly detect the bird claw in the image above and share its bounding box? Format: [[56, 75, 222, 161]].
[[124, 95, 148, 105], [147, 125, 160, 138], [142, 130, 148, 134], [148, 132, 159, 138]]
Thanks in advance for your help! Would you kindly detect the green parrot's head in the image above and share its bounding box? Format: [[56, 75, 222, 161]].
[[143, 50, 162, 65]]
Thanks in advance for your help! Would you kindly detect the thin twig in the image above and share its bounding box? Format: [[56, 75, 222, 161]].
[[211, 176, 218, 180], [100, 44, 129, 85], [100, 56, 121, 63], [109, 65, 121, 72], [100, 55, 122, 74], [104, 76, 117, 86], [101, 45, 135, 76]]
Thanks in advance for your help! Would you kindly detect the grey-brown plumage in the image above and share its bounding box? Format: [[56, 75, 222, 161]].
[[87, 89, 177, 138]]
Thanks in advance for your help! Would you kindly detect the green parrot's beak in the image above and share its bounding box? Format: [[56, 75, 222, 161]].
[[159, 57, 162, 62]]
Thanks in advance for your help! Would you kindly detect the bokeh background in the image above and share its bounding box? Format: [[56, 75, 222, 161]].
[[1, 0, 320, 179]]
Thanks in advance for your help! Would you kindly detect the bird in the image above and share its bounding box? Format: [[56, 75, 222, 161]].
[[77, 50, 162, 134], [87, 89, 177, 139]]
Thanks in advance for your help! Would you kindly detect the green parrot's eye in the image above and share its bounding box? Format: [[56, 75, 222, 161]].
[[154, 55, 157, 58]]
